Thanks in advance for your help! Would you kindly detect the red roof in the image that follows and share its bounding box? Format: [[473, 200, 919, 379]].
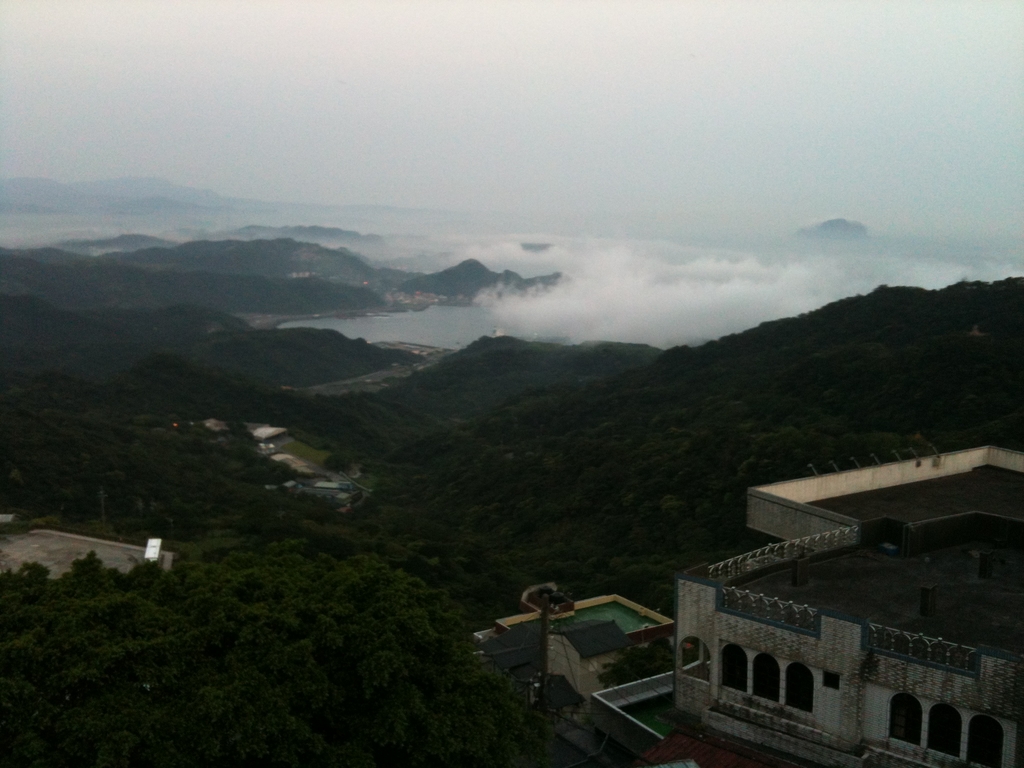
[[640, 727, 806, 768]]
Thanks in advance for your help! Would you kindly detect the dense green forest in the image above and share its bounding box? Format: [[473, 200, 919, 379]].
[[0, 296, 417, 385], [2, 278, 1021, 626], [0, 549, 546, 767], [1, 275, 1023, 766], [370, 280, 1024, 617], [377, 336, 660, 419]]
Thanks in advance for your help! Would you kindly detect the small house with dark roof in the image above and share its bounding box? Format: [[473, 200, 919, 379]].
[[478, 616, 632, 707], [549, 619, 632, 700]]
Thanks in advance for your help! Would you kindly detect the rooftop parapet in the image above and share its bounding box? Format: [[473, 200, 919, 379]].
[[720, 586, 818, 631], [867, 623, 977, 672], [747, 446, 1024, 541], [708, 525, 858, 582], [751, 446, 1024, 505]]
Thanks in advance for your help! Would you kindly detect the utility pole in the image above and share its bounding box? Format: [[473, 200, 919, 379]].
[[534, 586, 566, 714], [537, 590, 550, 714]]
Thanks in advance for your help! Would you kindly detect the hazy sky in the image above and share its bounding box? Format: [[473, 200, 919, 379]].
[[2, 0, 1022, 239]]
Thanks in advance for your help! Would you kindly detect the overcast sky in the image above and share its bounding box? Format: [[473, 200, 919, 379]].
[[2, 0, 1022, 240]]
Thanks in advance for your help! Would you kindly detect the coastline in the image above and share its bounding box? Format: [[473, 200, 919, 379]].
[[236, 304, 431, 330], [234, 303, 466, 331]]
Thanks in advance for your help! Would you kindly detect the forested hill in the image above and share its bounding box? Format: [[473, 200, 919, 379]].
[[0, 354, 431, 534], [398, 258, 561, 298], [372, 279, 1024, 618], [2, 277, 1022, 626], [114, 238, 379, 284], [377, 335, 660, 419], [660, 278, 1024, 365], [0, 250, 383, 313], [0, 295, 416, 385]]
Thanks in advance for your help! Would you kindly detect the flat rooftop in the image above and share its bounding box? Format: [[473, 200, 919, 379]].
[[0, 531, 150, 576], [813, 466, 1024, 523], [745, 542, 1024, 655]]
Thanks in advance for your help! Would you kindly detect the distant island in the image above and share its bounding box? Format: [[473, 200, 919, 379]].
[[797, 218, 868, 240], [520, 242, 551, 252]]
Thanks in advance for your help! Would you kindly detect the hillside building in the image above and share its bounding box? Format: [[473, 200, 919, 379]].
[[477, 589, 673, 707], [672, 446, 1023, 768]]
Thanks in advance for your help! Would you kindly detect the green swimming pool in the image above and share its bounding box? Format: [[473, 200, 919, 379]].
[[552, 600, 662, 634]]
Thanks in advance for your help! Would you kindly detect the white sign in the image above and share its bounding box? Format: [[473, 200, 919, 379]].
[[144, 538, 162, 561]]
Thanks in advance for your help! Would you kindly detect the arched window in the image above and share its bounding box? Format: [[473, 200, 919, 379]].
[[785, 662, 813, 712], [888, 693, 922, 744], [752, 653, 780, 701], [967, 715, 1003, 767], [680, 636, 709, 681], [721, 644, 747, 691], [927, 704, 962, 757]]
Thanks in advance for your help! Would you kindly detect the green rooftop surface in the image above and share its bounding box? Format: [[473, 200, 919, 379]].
[[622, 697, 674, 737], [551, 601, 661, 634]]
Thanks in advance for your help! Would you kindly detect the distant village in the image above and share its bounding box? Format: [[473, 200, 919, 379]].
[[201, 418, 363, 511]]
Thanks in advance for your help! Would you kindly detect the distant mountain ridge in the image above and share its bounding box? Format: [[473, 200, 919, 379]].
[[113, 239, 380, 284], [225, 225, 384, 246], [57, 234, 178, 255], [399, 258, 561, 298], [0, 249, 383, 314]]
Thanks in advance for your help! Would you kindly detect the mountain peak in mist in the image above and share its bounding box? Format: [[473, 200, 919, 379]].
[[399, 258, 560, 298], [798, 218, 868, 240]]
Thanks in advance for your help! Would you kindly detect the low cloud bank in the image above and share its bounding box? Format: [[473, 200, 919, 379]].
[[459, 236, 1022, 348]]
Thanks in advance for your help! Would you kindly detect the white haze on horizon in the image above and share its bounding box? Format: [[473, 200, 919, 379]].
[[415, 235, 1023, 349]]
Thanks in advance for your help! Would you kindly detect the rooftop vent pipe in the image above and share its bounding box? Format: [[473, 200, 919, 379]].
[[791, 557, 809, 587], [979, 551, 993, 579], [920, 584, 937, 617]]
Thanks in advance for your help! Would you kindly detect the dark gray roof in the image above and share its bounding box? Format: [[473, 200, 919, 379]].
[[815, 466, 1024, 523], [747, 541, 1024, 655], [479, 626, 585, 711], [546, 674, 585, 709], [557, 619, 632, 658], [480, 623, 541, 673]]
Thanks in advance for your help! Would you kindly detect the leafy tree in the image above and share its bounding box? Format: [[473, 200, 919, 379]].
[[0, 549, 547, 768], [597, 639, 674, 688]]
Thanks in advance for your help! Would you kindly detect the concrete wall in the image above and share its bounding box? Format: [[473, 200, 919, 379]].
[[747, 491, 858, 540], [751, 446, 1020, 505], [674, 576, 720, 717], [591, 674, 672, 756], [548, 635, 621, 701]]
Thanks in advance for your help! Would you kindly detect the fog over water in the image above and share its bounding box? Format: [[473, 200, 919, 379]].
[[294, 233, 1022, 349], [1, 1, 1022, 348], [474, 237, 1022, 348]]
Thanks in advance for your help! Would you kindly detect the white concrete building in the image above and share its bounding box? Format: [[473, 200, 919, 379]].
[[674, 447, 1024, 768]]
